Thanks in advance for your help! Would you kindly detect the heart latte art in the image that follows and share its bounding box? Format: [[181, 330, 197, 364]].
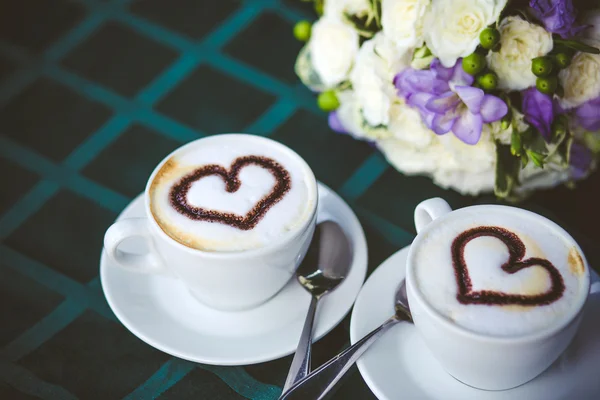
[[149, 136, 315, 252], [452, 226, 565, 306], [413, 209, 587, 336], [169, 156, 291, 230]]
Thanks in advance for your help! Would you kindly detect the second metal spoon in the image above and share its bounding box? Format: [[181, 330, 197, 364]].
[[282, 221, 352, 392], [279, 280, 412, 400]]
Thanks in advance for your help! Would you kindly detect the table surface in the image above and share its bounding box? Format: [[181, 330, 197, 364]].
[[1, 1, 598, 399]]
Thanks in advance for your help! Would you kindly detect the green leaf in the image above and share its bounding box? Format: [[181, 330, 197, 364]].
[[368, 0, 382, 28], [554, 38, 600, 54], [511, 129, 522, 156], [413, 44, 432, 59], [526, 149, 545, 168], [495, 142, 521, 198], [556, 137, 573, 165], [522, 128, 548, 155], [521, 152, 529, 168], [550, 136, 571, 167], [550, 115, 568, 146], [344, 0, 382, 36]]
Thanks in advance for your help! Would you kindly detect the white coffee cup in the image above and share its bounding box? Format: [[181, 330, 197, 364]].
[[406, 197, 591, 390], [103, 134, 318, 311]]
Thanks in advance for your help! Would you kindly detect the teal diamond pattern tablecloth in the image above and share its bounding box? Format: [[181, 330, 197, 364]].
[[0, 0, 598, 399]]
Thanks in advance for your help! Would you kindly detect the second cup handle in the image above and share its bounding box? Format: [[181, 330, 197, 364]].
[[104, 218, 168, 275], [414, 198, 453, 234]]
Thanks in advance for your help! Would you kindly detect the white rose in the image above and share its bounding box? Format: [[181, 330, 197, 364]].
[[324, 0, 371, 18], [382, 0, 431, 48], [336, 89, 393, 140], [559, 49, 600, 109], [350, 33, 412, 127], [431, 132, 496, 194], [378, 134, 497, 195], [378, 138, 440, 174], [487, 16, 553, 91], [424, 0, 507, 67], [582, 9, 600, 43], [375, 101, 439, 173], [388, 101, 433, 148], [310, 17, 359, 87], [438, 130, 496, 168], [433, 168, 496, 195], [335, 90, 369, 138], [377, 108, 498, 195]]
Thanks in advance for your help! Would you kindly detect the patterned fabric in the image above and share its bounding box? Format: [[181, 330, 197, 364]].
[[0, 0, 598, 399]]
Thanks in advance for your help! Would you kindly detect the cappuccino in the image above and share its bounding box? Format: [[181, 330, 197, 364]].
[[413, 208, 587, 337], [149, 135, 316, 252]]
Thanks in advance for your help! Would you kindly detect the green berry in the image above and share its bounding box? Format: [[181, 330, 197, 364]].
[[531, 56, 554, 77], [554, 53, 571, 69], [462, 53, 486, 75], [293, 20, 312, 42], [501, 112, 512, 130], [477, 72, 498, 90], [317, 90, 340, 112], [314, 0, 324, 15], [536, 76, 558, 95], [479, 27, 500, 50]]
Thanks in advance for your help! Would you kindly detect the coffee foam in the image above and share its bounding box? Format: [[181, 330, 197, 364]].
[[413, 209, 587, 337], [149, 136, 315, 252]]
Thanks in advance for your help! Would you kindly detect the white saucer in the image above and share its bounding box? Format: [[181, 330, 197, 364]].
[[100, 182, 367, 366], [350, 247, 600, 400]]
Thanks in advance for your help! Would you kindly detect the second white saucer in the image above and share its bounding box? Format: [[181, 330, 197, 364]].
[[100, 182, 367, 366], [350, 247, 600, 400]]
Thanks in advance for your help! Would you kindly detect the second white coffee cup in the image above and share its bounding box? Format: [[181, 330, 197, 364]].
[[406, 198, 590, 390]]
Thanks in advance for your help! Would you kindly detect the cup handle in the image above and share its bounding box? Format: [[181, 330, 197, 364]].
[[104, 218, 168, 274], [414, 198, 453, 234]]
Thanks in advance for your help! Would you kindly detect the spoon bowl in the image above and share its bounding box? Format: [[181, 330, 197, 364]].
[[296, 221, 352, 298]]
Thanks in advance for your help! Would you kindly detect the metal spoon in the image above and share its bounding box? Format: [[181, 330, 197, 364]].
[[282, 221, 353, 392], [279, 280, 412, 400]]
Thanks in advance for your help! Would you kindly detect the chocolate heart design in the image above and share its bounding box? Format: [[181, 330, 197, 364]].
[[452, 226, 565, 306], [169, 155, 291, 231]]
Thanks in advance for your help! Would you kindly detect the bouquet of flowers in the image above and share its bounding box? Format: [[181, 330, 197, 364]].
[[293, 0, 600, 199]]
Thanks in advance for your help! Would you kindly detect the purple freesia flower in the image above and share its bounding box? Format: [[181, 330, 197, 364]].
[[573, 96, 600, 131], [395, 59, 508, 145], [328, 111, 348, 133], [570, 141, 594, 179], [529, 0, 586, 38], [522, 88, 554, 142]]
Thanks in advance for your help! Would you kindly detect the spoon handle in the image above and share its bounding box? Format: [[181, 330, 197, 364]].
[[279, 316, 399, 400], [283, 295, 319, 392]]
